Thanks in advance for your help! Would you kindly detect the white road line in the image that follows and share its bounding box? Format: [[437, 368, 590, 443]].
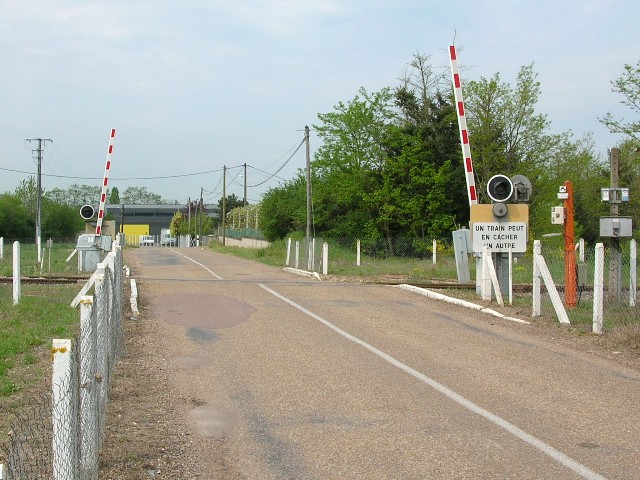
[[259, 283, 607, 480], [173, 250, 223, 280]]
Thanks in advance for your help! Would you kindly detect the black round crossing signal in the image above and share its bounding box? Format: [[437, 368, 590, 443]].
[[486, 175, 514, 203], [80, 205, 95, 220]]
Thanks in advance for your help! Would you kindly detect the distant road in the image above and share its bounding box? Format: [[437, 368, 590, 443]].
[[128, 247, 639, 480]]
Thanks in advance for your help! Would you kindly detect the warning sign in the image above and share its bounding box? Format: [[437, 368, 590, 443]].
[[472, 222, 527, 253]]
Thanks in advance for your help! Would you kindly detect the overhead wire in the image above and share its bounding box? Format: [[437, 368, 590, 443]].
[[248, 137, 305, 188], [1, 133, 308, 201]]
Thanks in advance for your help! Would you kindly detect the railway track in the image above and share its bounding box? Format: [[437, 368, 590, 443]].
[[0, 275, 89, 285]]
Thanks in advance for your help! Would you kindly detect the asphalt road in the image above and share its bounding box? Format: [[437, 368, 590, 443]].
[[128, 246, 639, 480]]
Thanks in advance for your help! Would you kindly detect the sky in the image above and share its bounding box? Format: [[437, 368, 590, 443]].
[[0, 0, 638, 207]]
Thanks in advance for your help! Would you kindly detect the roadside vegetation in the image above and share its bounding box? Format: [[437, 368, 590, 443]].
[[0, 242, 82, 396]]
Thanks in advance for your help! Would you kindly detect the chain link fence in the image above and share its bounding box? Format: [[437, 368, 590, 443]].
[[537, 239, 639, 327], [1, 240, 124, 480], [285, 236, 453, 275], [285, 235, 638, 329]]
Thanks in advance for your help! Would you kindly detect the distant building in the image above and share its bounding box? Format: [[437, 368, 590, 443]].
[[105, 204, 219, 238]]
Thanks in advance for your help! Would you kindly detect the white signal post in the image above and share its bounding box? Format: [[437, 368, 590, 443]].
[[96, 129, 116, 236], [449, 45, 478, 207]]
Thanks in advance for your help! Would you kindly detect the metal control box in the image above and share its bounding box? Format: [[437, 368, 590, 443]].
[[551, 206, 564, 225], [599, 216, 633, 238]]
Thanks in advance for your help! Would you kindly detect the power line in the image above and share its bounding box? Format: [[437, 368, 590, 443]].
[[0, 165, 228, 181], [247, 138, 305, 187]]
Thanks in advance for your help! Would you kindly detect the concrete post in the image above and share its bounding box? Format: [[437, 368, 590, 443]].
[[593, 243, 604, 334], [12, 242, 20, 305]]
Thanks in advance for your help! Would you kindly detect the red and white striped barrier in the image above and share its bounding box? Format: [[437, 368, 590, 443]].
[[449, 46, 478, 206], [96, 129, 116, 236]]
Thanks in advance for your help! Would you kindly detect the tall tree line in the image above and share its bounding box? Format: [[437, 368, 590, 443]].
[[0, 181, 170, 240], [259, 53, 631, 247]]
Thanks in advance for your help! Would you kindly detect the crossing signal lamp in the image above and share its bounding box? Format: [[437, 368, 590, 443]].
[[80, 204, 95, 220], [486, 175, 513, 218]]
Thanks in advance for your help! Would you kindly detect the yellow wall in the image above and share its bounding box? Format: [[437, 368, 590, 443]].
[[123, 224, 149, 236]]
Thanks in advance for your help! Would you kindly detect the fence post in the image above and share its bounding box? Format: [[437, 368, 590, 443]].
[[322, 242, 328, 275], [52, 338, 78, 480], [0, 236, 3, 260], [630, 239, 637, 308], [532, 240, 541, 317], [481, 247, 504, 306], [295, 241, 300, 269], [12, 241, 20, 305], [432, 239, 437, 265], [94, 264, 108, 427], [593, 243, 604, 334], [356, 239, 361, 267], [481, 247, 491, 301], [79, 296, 99, 479], [508, 246, 513, 306], [308, 238, 315, 271], [286, 238, 292, 266], [578, 238, 585, 263]]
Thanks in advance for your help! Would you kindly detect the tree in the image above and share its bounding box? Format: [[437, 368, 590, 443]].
[[464, 64, 554, 200], [14, 177, 39, 221], [600, 60, 640, 139], [170, 211, 186, 235], [312, 87, 396, 238], [529, 133, 607, 242], [41, 199, 84, 240], [217, 194, 244, 215], [109, 186, 120, 204], [614, 138, 640, 237], [258, 176, 307, 241], [0, 194, 33, 238], [65, 184, 101, 206], [121, 186, 163, 204]]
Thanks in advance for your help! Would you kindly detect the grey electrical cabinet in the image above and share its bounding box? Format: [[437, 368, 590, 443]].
[[599, 217, 633, 238], [76, 234, 113, 271]]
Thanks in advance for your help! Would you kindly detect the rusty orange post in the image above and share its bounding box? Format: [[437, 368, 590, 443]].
[[564, 181, 577, 308]]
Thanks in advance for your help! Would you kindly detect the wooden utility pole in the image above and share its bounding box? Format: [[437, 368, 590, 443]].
[[563, 181, 577, 308]]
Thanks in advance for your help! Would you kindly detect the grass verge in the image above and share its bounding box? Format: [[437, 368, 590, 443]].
[[0, 284, 80, 396], [0, 242, 80, 277]]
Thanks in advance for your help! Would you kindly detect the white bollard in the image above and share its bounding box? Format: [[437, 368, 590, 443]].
[[13, 242, 20, 305], [286, 238, 292, 266], [52, 339, 77, 480], [0, 236, 3, 260], [322, 242, 328, 275], [593, 243, 604, 334], [532, 240, 541, 317], [295, 241, 300, 269], [79, 296, 98, 478], [481, 247, 491, 301], [356, 239, 361, 267], [432, 239, 437, 265], [508, 246, 513, 306], [629, 239, 636, 307]]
